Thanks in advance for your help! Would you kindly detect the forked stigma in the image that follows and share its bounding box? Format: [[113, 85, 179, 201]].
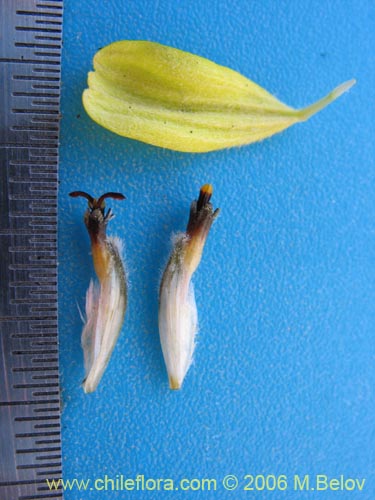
[[70, 191, 125, 210]]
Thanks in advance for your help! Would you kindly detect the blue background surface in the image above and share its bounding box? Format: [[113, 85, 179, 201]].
[[59, 1, 374, 498]]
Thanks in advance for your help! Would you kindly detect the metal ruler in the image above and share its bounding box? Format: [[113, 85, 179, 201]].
[[0, 0, 63, 498]]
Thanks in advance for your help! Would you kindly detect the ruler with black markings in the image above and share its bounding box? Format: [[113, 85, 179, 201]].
[[0, 1, 63, 499]]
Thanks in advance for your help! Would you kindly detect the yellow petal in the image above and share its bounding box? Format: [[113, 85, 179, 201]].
[[82, 40, 355, 153]]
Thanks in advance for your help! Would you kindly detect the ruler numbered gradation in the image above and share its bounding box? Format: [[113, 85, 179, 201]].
[[0, 0, 63, 498]]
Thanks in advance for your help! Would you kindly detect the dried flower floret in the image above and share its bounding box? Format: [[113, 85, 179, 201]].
[[159, 185, 219, 389]]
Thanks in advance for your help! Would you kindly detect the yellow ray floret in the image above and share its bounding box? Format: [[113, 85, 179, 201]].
[[83, 40, 355, 153]]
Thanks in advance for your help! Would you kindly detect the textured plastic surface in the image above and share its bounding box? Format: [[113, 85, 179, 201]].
[[59, 1, 374, 498]]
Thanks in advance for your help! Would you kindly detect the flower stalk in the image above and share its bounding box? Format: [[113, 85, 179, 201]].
[[69, 191, 127, 393], [158, 184, 220, 389]]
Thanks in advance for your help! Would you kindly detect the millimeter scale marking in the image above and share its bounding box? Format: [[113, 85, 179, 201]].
[[0, 1, 63, 499]]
